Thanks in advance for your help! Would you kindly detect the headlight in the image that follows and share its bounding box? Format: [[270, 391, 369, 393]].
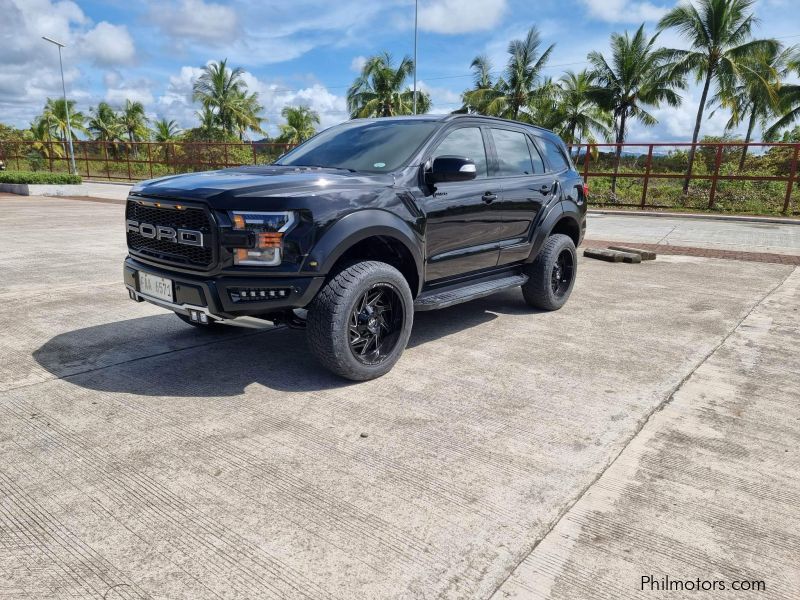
[[230, 211, 295, 266]]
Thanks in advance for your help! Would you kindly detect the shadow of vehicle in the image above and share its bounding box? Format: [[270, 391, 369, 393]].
[[33, 288, 535, 397]]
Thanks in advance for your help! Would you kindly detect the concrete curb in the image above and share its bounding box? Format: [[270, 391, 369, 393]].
[[0, 183, 89, 197], [588, 208, 800, 225]]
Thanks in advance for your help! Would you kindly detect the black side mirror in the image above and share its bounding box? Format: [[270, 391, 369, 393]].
[[426, 156, 477, 184]]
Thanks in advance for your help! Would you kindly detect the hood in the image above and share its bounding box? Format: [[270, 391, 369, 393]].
[[130, 165, 396, 204]]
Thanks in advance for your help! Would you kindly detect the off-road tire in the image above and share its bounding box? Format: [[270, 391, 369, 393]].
[[521, 233, 577, 311], [307, 261, 414, 381]]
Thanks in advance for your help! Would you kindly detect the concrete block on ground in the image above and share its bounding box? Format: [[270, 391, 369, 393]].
[[608, 245, 657, 260], [584, 248, 642, 263]]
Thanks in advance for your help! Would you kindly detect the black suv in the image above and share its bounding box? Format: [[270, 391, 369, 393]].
[[124, 115, 586, 380]]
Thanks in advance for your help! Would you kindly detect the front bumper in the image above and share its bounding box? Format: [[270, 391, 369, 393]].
[[124, 256, 325, 320]]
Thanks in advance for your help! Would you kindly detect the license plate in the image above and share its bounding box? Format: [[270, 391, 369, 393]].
[[139, 272, 174, 303]]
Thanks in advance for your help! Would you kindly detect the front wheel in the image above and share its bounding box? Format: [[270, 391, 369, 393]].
[[521, 234, 577, 311], [307, 261, 414, 381]]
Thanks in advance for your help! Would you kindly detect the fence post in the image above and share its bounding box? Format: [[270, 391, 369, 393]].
[[708, 145, 723, 210], [582, 144, 591, 190], [147, 143, 153, 180], [126, 144, 132, 181], [83, 143, 89, 179], [640, 144, 653, 209], [224, 143, 229, 169], [783, 144, 799, 215], [104, 143, 111, 180], [252, 143, 257, 166]]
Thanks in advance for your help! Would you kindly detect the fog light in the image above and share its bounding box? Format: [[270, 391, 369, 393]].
[[189, 310, 200, 322], [199, 313, 208, 324]]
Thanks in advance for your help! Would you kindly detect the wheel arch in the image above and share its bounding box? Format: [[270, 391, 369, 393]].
[[304, 210, 424, 296]]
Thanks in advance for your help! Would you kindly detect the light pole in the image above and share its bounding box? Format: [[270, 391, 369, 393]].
[[42, 36, 77, 175], [413, 0, 418, 115]]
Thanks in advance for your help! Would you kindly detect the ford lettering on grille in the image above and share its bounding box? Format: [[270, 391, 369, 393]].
[[126, 220, 204, 247]]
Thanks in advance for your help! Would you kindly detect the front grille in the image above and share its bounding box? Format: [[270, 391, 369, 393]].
[[126, 200, 214, 268]]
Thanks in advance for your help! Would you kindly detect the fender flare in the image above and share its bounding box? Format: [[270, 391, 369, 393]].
[[526, 201, 583, 262], [304, 210, 424, 293]]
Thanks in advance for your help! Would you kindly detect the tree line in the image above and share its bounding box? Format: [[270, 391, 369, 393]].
[[6, 0, 800, 179]]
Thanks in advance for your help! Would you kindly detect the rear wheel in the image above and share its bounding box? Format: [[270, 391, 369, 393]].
[[521, 234, 577, 310], [307, 261, 413, 381]]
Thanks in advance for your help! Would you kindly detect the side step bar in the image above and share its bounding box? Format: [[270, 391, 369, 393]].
[[414, 274, 528, 312]]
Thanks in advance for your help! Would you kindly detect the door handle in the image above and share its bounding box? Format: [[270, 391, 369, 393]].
[[532, 184, 552, 194], [482, 192, 497, 203]]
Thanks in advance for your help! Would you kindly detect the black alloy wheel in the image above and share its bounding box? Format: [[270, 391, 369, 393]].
[[348, 285, 404, 365], [550, 248, 575, 298]]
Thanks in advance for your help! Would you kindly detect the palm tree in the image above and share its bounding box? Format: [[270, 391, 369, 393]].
[[554, 70, 612, 151], [41, 98, 87, 157], [765, 48, 800, 139], [152, 118, 181, 142], [460, 55, 497, 113], [587, 25, 684, 194], [196, 106, 219, 138], [230, 90, 266, 141], [120, 100, 149, 154], [658, 0, 779, 192], [347, 52, 431, 118], [25, 118, 64, 161], [193, 59, 247, 136], [278, 106, 320, 144], [88, 102, 124, 143], [713, 44, 791, 168], [462, 27, 555, 121]]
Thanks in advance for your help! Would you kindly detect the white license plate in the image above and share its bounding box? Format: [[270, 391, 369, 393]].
[[139, 272, 174, 303]]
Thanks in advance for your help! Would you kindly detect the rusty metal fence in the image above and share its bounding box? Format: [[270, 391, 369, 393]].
[[568, 142, 800, 215], [2, 139, 799, 214], [0, 140, 295, 183]]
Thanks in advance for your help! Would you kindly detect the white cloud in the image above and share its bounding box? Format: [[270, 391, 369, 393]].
[[350, 55, 367, 73], [80, 22, 136, 66], [418, 0, 507, 34], [156, 0, 239, 43], [578, 0, 668, 23], [105, 77, 155, 106]]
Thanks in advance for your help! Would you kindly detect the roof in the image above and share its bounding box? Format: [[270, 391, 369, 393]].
[[348, 114, 555, 136]]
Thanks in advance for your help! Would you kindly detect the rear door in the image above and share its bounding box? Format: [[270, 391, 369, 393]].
[[488, 126, 556, 266], [422, 125, 503, 282]]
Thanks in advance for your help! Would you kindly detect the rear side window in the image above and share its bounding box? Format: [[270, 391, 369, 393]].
[[540, 138, 570, 172], [492, 128, 535, 176], [528, 139, 545, 174], [432, 127, 488, 178]]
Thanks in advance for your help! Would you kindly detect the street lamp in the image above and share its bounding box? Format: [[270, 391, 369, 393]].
[[413, 0, 418, 115], [42, 36, 77, 175]]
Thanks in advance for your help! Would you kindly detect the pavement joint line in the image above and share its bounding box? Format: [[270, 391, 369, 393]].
[[654, 225, 676, 246], [0, 324, 286, 396], [487, 265, 797, 600]]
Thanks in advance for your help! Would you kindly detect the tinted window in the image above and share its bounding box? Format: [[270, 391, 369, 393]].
[[528, 139, 545, 174], [432, 127, 488, 178], [276, 120, 438, 173], [492, 129, 534, 176], [541, 138, 570, 171]]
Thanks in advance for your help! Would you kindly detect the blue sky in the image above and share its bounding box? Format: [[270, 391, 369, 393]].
[[2, 0, 798, 140]]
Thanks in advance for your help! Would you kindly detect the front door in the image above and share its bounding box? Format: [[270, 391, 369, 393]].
[[422, 126, 502, 282]]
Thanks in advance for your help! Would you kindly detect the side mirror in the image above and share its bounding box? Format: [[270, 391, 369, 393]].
[[426, 156, 477, 184]]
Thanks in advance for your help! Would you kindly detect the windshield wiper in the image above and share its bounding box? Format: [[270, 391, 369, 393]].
[[291, 164, 358, 173]]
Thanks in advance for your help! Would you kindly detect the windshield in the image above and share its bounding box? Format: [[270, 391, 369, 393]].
[[275, 119, 439, 173]]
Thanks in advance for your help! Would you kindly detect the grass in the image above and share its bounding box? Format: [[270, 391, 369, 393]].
[[0, 170, 82, 185]]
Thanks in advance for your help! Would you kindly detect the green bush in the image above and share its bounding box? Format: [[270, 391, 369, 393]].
[[0, 170, 82, 185]]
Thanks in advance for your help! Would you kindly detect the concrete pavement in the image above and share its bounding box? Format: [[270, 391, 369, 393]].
[[586, 212, 800, 255], [0, 195, 798, 599]]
